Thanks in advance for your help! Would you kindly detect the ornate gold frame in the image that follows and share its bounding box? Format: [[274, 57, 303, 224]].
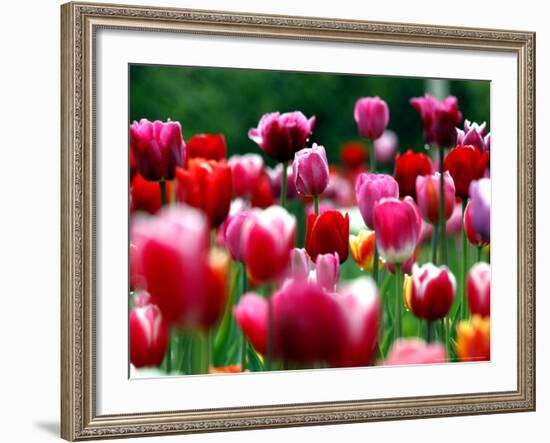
[[60, 2, 536, 440]]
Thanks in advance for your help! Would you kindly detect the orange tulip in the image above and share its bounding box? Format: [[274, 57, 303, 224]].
[[456, 315, 490, 362]]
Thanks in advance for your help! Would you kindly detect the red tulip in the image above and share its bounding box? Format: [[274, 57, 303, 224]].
[[248, 111, 316, 163], [229, 153, 264, 198], [394, 149, 433, 199], [233, 293, 269, 355], [132, 206, 228, 330], [340, 142, 368, 170], [305, 210, 349, 263], [384, 338, 446, 365], [129, 119, 185, 181], [410, 94, 462, 147], [415, 171, 456, 224], [407, 263, 456, 320], [354, 96, 390, 140], [130, 173, 172, 214], [130, 294, 169, 368], [443, 145, 489, 198], [241, 206, 296, 282], [175, 158, 232, 227], [186, 133, 226, 161], [373, 198, 420, 264], [467, 262, 491, 317]]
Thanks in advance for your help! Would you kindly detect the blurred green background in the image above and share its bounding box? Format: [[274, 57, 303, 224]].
[[129, 64, 490, 166]]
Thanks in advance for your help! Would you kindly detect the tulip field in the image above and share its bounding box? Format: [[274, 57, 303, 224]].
[[129, 66, 491, 376]]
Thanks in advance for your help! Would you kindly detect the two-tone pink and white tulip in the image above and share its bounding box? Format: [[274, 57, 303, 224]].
[[315, 252, 340, 291], [467, 262, 491, 317], [354, 96, 390, 140], [228, 154, 264, 198], [355, 173, 399, 229], [289, 248, 311, 281], [292, 143, 330, 197], [415, 172, 456, 225]]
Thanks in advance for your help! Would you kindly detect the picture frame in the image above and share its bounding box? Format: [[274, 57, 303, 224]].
[[60, 1, 536, 440]]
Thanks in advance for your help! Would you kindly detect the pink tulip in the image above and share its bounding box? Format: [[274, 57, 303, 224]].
[[292, 143, 330, 196], [129, 242, 145, 291], [131, 206, 228, 330], [130, 295, 169, 368], [333, 277, 380, 367], [373, 197, 420, 264], [315, 252, 340, 291], [416, 172, 456, 225], [228, 154, 264, 198], [221, 211, 249, 262], [384, 338, 447, 365], [241, 206, 296, 282], [469, 178, 491, 243], [408, 263, 456, 320], [233, 293, 269, 355], [248, 111, 316, 163], [354, 97, 390, 140], [289, 248, 311, 281], [129, 119, 185, 181], [446, 201, 463, 235], [355, 173, 399, 230], [467, 262, 491, 317], [374, 130, 398, 164]]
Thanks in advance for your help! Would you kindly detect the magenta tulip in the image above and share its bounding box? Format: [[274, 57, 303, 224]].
[[373, 197, 420, 264], [410, 94, 462, 147], [248, 111, 316, 163], [408, 263, 456, 320], [354, 96, 389, 140], [228, 153, 264, 198], [469, 178, 491, 243], [355, 173, 399, 230], [221, 211, 249, 262], [315, 252, 340, 291], [233, 293, 269, 355], [241, 206, 296, 282], [416, 172, 456, 225], [464, 200, 483, 246], [374, 130, 399, 164], [129, 118, 185, 181], [384, 338, 446, 365], [456, 119, 490, 152], [292, 143, 330, 196], [467, 262, 491, 317]]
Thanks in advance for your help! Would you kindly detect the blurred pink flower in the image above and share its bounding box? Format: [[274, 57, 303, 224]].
[[315, 252, 340, 291], [229, 153, 264, 198], [354, 96, 389, 140], [467, 262, 491, 317], [374, 130, 398, 164], [384, 338, 447, 365], [416, 171, 456, 224]]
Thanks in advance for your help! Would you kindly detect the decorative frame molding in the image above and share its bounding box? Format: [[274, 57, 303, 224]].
[[60, 2, 536, 440]]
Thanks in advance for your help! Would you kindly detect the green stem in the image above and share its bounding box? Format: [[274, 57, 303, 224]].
[[201, 332, 209, 374], [313, 194, 320, 216], [394, 265, 402, 342], [280, 162, 288, 208], [438, 146, 447, 265], [431, 224, 439, 264], [240, 263, 248, 371], [369, 138, 376, 172], [426, 321, 434, 343], [159, 179, 167, 207], [442, 318, 449, 358], [373, 240, 379, 285], [165, 331, 172, 373], [461, 198, 469, 320], [477, 245, 482, 263]]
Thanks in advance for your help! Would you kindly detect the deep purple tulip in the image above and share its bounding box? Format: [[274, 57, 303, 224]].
[[129, 119, 185, 181], [248, 111, 316, 163], [354, 97, 390, 140], [293, 143, 330, 196], [469, 178, 490, 243], [410, 94, 462, 147], [456, 120, 490, 152], [315, 252, 340, 291], [355, 173, 399, 230]]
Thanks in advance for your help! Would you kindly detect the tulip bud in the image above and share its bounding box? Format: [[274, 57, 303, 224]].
[[315, 252, 340, 291], [129, 119, 185, 181], [186, 133, 226, 161], [354, 96, 390, 140], [408, 263, 456, 320], [221, 211, 249, 262], [305, 210, 349, 263], [241, 206, 297, 282], [469, 178, 490, 243], [373, 197, 420, 264], [355, 173, 399, 230], [374, 130, 398, 164], [228, 153, 264, 198], [415, 171, 456, 224], [467, 262, 491, 317], [456, 120, 490, 153], [384, 338, 446, 365], [456, 315, 490, 362], [130, 173, 172, 214], [349, 229, 377, 271], [248, 111, 316, 163], [289, 248, 311, 281], [130, 297, 169, 368], [393, 149, 433, 199], [443, 145, 489, 198], [410, 94, 462, 147], [292, 143, 330, 196]]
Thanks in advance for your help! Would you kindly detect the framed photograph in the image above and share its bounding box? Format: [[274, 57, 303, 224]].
[[61, 1, 536, 440]]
